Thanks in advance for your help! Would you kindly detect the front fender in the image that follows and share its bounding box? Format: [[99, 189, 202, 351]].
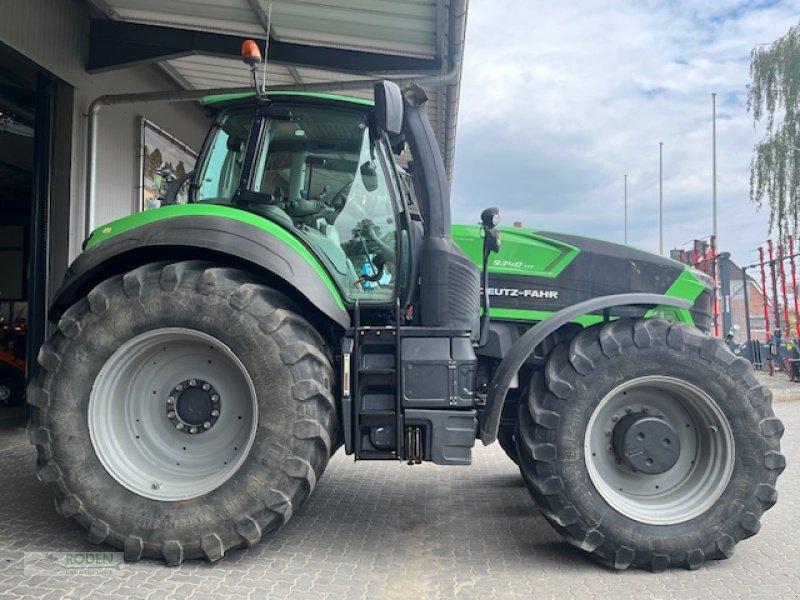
[[479, 293, 692, 445], [51, 207, 349, 329]]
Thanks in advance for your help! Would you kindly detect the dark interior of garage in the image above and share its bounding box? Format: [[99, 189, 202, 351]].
[[0, 43, 36, 427]]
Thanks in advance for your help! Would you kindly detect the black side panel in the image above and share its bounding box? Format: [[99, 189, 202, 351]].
[[50, 215, 350, 329], [419, 237, 480, 331], [486, 232, 687, 315]]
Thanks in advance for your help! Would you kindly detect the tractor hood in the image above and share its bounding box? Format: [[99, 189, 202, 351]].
[[452, 224, 712, 328]]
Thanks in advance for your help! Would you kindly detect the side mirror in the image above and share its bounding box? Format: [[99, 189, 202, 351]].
[[374, 81, 403, 135], [481, 207, 501, 254], [361, 161, 379, 192], [481, 207, 500, 229]]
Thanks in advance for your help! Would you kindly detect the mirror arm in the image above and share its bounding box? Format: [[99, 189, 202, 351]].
[[478, 207, 501, 347], [161, 170, 195, 205]]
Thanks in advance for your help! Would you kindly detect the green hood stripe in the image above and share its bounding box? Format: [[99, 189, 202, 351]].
[[641, 266, 706, 327], [490, 306, 694, 327], [488, 307, 605, 327], [85, 205, 345, 311], [663, 266, 706, 302]]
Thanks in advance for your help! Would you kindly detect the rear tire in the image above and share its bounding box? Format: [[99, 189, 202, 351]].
[[27, 261, 338, 564], [516, 318, 785, 571]]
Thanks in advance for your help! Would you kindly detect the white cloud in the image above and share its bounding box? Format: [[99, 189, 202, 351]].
[[451, 0, 800, 267]]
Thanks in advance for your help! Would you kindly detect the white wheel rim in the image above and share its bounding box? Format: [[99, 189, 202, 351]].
[[89, 328, 258, 501], [584, 376, 735, 525]]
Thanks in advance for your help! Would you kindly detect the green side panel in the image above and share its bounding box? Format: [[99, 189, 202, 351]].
[[488, 307, 604, 327], [201, 90, 374, 107], [645, 306, 695, 325], [662, 266, 706, 302], [489, 306, 694, 327], [452, 224, 579, 278], [85, 204, 345, 310], [643, 266, 706, 326]]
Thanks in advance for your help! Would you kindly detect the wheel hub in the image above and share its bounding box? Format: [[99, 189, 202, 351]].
[[166, 379, 220, 434], [612, 412, 680, 474]]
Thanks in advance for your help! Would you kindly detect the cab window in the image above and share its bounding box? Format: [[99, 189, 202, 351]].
[[247, 105, 398, 303], [194, 111, 252, 203]]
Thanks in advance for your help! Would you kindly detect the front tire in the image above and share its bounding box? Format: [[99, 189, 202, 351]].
[[27, 261, 338, 564], [497, 424, 519, 465], [516, 318, 785, 571]]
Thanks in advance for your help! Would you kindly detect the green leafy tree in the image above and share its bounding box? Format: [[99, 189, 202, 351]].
[[748, 22, 800, 240]]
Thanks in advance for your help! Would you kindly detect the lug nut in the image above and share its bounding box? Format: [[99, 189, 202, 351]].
[[189, 379, 197, 387], [175, 384, 183, 392], [189, 426, 198, 434], [151, 481, 161, 490], [167, 411, 176, 419], [211, 394, 219, 402], [202, 383, 210, 391], [176, 423, 185, 430], [211, 409, 220, 417], [605, 430, 612, 437], [611, 415, 619, 423], [167, 396, 175, 404], [625, 406, 633, 414], [203, 421, 211, 429]]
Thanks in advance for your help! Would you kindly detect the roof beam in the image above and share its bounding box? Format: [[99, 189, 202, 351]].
[[87, 19, 441, 75], [244, 0, 303, 85]]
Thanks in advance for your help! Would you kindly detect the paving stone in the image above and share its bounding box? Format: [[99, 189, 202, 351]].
[[0, 400, 797, 599]]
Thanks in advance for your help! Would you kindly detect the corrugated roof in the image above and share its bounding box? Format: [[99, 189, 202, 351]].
[[89, 0, 465, 179]]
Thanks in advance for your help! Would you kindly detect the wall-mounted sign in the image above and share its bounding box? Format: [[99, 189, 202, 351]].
[[140, 119, 197, 211]]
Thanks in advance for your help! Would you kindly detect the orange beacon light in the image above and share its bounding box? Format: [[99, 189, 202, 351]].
[[241, 40, 262, 67]]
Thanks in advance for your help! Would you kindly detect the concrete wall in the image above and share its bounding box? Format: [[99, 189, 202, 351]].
[[0, 0, 209, 263], [76, 69, 208, 236]]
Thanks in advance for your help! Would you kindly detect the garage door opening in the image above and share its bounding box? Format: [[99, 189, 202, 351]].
[[0, 42, 50, 433]]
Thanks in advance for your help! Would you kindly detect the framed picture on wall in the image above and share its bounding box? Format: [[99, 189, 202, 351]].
[[140, 118, 197, 211]]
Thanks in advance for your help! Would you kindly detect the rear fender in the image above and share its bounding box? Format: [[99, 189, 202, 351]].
[[51, 213, 350, 329]]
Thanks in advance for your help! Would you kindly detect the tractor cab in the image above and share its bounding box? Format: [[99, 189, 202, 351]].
[[191, 95, 402, 304]]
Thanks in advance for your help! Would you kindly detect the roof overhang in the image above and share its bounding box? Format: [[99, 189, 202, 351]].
[[87, 0, 467, 180]]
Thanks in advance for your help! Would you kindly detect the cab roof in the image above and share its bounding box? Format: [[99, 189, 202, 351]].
[[201, 90, 374, 108]]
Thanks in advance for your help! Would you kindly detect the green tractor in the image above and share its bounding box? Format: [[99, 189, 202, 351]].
[[28, 72, 783, 570]]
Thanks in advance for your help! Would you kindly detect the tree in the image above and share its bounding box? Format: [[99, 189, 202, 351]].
[[143, 147, 163, 181], [748, 22, 800, 241]]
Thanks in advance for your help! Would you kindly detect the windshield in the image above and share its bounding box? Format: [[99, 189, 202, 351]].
[[194, 105, 398, 304]]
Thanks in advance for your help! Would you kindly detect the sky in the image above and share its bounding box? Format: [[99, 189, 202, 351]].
[[450, 0, 800, 268]]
